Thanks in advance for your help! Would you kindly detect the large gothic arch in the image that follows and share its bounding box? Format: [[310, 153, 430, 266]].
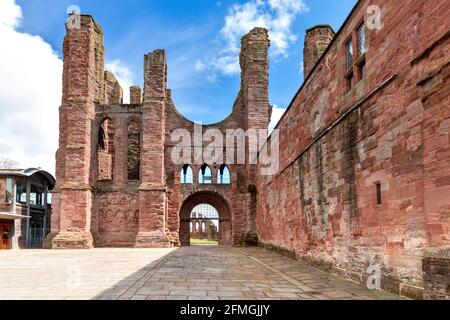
[[179, 191, 232, 246]]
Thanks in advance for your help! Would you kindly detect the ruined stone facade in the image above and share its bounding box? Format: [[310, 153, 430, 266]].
[[47, 15, 270, 249], [48, 0, 449, 299], [257, 0, 449, 299]]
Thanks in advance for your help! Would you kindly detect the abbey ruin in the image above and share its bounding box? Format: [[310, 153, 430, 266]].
[[46, 0, 449, 299]]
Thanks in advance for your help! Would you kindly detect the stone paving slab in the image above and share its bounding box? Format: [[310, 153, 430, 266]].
[[0, 246, 405, 300]]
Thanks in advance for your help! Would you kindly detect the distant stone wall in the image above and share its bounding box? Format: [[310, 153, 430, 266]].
[[103, 71, 123, 104], [130, 86, 141, 104], [303, 25, 335, 78]]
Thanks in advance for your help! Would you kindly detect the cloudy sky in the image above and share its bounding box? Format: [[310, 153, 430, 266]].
[[0, 0, 356, 175]]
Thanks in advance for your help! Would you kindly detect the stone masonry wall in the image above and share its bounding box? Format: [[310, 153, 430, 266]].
[[130, 86, 142, 104], [49, 15, 105, 249], [257, 0, 450, 299], [52, 9, 271, 249], [92, 192, 139, 247], [303, 25, 335, 79], [91, 105, 141, 247], [422, 248, 450, 299], [103, 71, 123, 104]]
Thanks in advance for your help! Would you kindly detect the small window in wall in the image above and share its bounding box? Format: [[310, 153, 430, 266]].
[[356, 22, 366, 82], [357, 23, 366, 56], [180, 165, 193, 184], [375, 182, 382, 206], [127, 120, 141, 181], [199, 164, 212, 184], [5, 178, 12, 204], [218, 165, 231, 184], [344, 38, 354, 93], [98, 118, 115, 181], [345, 39, 353, 71]]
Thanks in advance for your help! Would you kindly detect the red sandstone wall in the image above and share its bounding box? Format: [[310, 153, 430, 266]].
[[49, 15, 105, 248], [257, 0, 450, 298], [103, 71, 123, 104], [90, 106, 142, 247], [92, 192, 139, 246], [52, 17, 270, 248]]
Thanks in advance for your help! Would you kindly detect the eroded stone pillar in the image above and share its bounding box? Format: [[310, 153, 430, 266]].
[[240, 28, 271, 244], [135, 50, 173, 247], [130, 86, 142, 104], [48, 14, 105, 249]]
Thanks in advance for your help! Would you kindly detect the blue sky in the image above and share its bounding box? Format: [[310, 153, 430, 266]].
[[16, 0, 356, 123], [0, 0, 356, 173]]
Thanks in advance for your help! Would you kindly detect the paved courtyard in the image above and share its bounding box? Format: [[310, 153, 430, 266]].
[[0, 246, 404, 300]]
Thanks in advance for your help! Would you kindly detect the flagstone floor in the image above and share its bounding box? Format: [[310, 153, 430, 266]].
[[0, 246, 404, 300]]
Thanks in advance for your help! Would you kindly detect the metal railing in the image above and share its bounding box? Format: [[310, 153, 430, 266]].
[[27, 228, 45, 248]]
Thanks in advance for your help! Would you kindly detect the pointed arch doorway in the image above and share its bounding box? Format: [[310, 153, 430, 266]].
[[179, 191, 232, 246]]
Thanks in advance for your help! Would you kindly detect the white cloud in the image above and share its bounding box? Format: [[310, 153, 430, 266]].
[[299, 60, 304, 74], [0, 0, 62, 175], [269, 104, 286, 133], [194, 59, 207, 71], [199, 0, 308, 75], [105, 59, 134, 104], [0, 0, 21, 28]]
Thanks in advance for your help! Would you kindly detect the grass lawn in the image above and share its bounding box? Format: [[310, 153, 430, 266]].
[[190, 238, 218, 245]]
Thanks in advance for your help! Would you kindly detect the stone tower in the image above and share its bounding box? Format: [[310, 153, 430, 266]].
[[240, 27, 271, 244], [135, 50, 173, 247], [303, 25, 335, 78], [47, 15, 105, 248]]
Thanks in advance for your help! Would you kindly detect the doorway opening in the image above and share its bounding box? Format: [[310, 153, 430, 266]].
[[0, 220, 11, 250], [179, 191, 232, 246], [190, 204, 219, 246]]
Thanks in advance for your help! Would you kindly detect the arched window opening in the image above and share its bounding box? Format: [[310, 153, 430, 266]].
[[97, 118, 115, 180], [180, 164, 193, 184], [189, 204, 219, 246], [98, 127, 106, 150], [127, 120, 140, 181], [218, 165, 231, 184], [199, 164, 212, 184]]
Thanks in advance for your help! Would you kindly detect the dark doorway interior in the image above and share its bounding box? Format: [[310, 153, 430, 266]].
[[0, 220, 11, 250]]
